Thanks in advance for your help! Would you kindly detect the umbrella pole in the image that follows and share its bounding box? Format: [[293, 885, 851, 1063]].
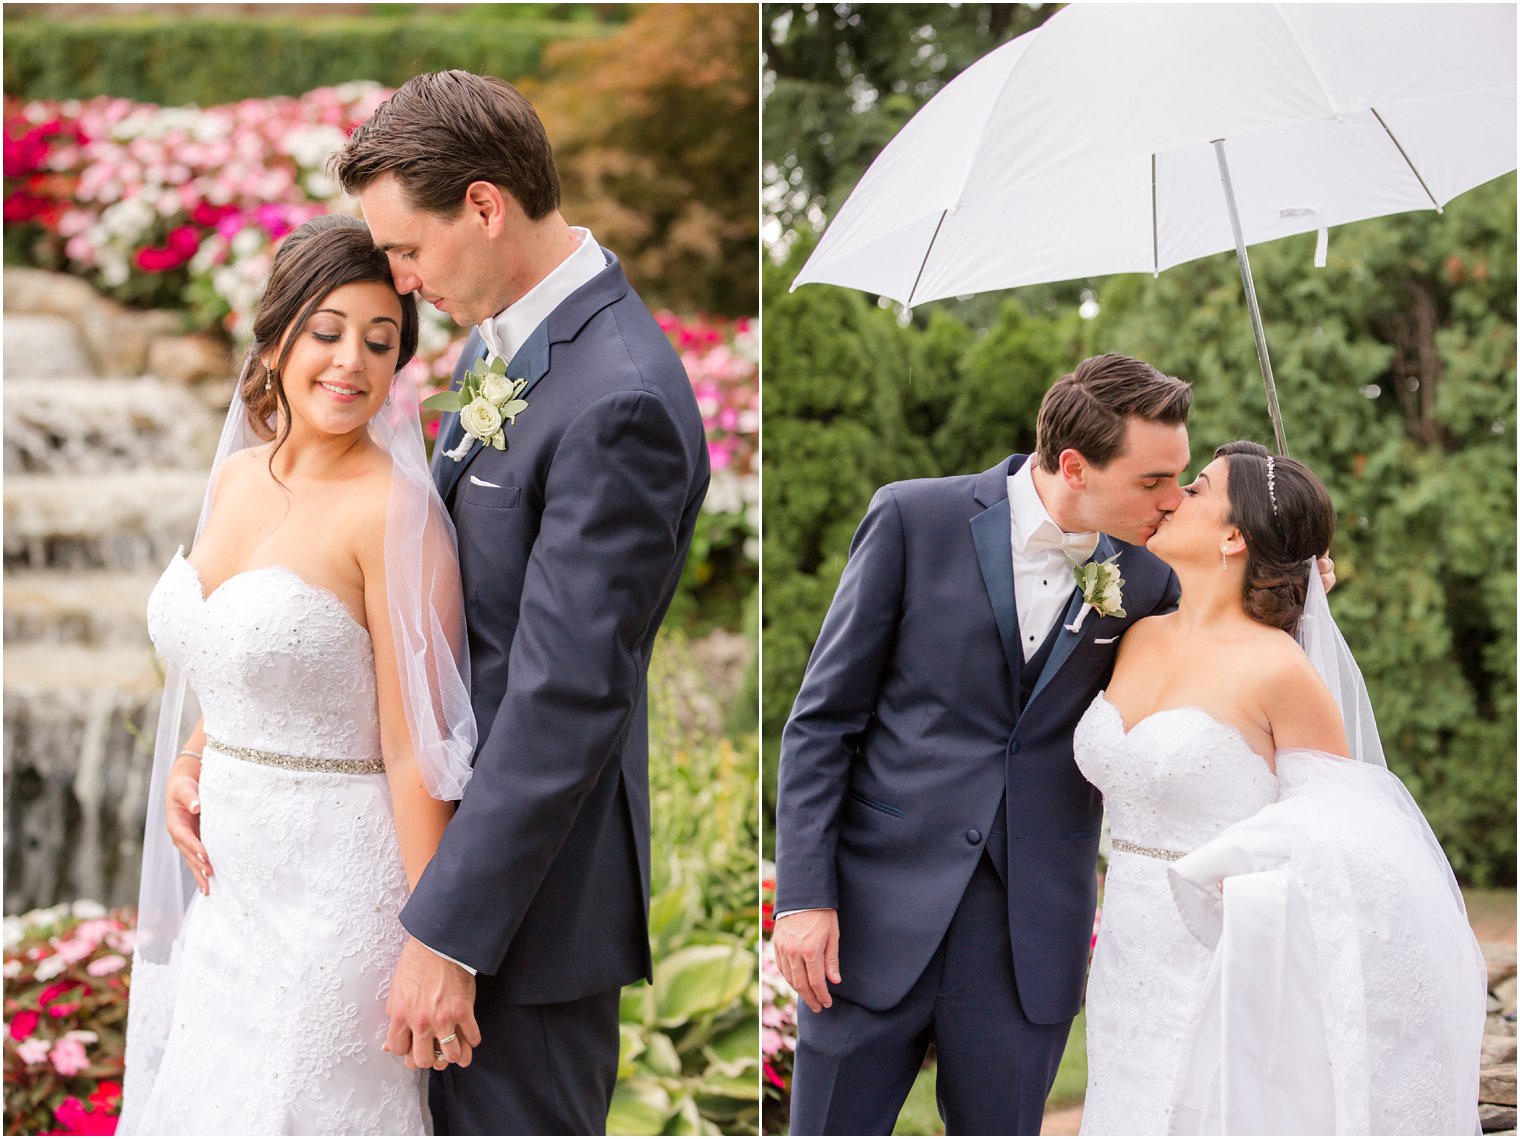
[[1213, 140, 1289, 456]]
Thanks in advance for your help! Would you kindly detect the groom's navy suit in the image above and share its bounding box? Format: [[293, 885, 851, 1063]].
[[776, 455, 1178, 1135], [404, 249, 708, 1133]]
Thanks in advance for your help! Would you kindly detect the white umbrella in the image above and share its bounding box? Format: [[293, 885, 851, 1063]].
[[791, 3, 1517, 454]]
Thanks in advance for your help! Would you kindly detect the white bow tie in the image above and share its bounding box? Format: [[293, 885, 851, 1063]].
[[1025, 525, 1098, 564]]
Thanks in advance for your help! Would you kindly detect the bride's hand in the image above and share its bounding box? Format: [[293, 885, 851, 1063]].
[[165, 754, 212, 894]]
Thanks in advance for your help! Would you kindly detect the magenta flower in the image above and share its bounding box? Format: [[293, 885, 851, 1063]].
[[9, 1009, 39, 1040]]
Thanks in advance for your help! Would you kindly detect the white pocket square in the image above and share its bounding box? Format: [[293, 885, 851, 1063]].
[[1095, 636, 1120, 645], [468, 475, 501, 488]]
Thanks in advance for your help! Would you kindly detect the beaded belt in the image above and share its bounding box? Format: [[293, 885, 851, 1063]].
[[1111, 837, 1186, 862], [204, 737, 385, 775]]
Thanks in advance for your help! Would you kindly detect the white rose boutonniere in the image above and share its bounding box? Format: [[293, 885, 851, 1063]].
[[422, 355, 530, 461], [1066, 554, 1127, 633]]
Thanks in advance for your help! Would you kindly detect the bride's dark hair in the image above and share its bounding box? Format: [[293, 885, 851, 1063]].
[[240, 214, 419, 460], [1215, 440, 1335, 636]]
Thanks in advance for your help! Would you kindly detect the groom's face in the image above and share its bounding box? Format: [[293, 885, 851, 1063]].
[[359, 174, 511, 328], [1073, 417, 1191, 544]]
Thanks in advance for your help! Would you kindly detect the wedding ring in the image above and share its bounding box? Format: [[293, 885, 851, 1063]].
[[437, 1033, 458, 1046]]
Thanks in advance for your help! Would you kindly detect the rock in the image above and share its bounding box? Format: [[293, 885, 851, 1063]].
[[1487, 943, 1519, 990], [3, 267, 100, 317], [2, 314, 98, 378], [1481, 1103, 1518, 1132], [1498, 976, 1519, 1016], [147, 332, 236, 384], [1484, 1066, 1519, 1107], [1484, 1034, 1519, 1068], [84, 298, 184, 377]]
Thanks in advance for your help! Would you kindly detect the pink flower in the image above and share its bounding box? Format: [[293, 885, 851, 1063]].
[[86, 954, 127, 976], [49, 1034, 89, 1076], [10, 1009, 39, 1039]]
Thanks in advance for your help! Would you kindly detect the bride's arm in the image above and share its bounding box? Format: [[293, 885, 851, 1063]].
[[1262, 644, 1349, 758], [358, 500, 456, 891]]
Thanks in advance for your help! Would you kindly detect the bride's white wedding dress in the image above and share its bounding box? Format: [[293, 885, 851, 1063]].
[[123, 549, 427, 1135], [1073, 691, 1484, 1136]]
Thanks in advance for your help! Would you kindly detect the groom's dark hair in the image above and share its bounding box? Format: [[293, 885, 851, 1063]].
[[1035, 353, 1192, 473], [331, 70, 560, 220]]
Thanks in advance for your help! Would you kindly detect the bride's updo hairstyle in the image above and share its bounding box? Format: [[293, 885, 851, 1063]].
[[1215, 440, 1335, 636], [240, 213, 419, 455]]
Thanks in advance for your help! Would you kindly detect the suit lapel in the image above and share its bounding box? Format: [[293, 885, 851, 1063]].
[[970, 501, 1022, 690], [1026, 534, 1117, 709], [436, 323, 553, 504]]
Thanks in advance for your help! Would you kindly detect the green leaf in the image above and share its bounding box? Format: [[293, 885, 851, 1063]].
[[640, 1030, 682, 1078], [501, 399, 529, 423], [617, 1023, 644, 1081], [702, 1013, 760, 1076], [420, 391, 464, 413], [606, 1080, 671, 1136], [489, 356, 508, 374], [652, 943, 756, 1027]]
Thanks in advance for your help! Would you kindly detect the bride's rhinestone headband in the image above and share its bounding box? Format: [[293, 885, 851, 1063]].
[[1266, 455, 1279, 516]]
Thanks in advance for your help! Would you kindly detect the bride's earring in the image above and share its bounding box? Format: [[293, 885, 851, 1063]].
[[1221, 546, 1229, 570], [265, 365, 277, 394]]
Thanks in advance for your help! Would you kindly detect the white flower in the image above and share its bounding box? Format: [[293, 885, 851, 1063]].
[[460, 396, 504, 443], [33, 954, 67, 982], [479, 374, 517, 405], [70, 899, 107, 919]]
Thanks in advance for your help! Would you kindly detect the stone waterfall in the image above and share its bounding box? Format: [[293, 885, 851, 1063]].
[[4, 271, 229, 913]]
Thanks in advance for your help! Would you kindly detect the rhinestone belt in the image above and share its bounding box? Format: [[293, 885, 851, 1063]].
[[1111, 837, 1186, 862], [204, 737, 385, 775]]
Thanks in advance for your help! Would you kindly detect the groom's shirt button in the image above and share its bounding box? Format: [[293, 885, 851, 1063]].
[[966, 829, 983, 845]]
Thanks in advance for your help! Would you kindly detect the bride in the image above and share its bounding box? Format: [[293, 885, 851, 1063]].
[[120, 214, 478, 1135], [1075, 440, 1486, 1135]]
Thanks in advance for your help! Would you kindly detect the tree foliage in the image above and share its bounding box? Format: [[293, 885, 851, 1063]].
[[528, 4, 758, 316]]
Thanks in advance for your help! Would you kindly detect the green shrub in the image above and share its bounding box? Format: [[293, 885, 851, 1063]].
[[1, 13, 607, 105], [613, 638, 760, 1136]]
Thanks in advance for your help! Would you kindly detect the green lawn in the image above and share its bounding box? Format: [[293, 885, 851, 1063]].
[[891, 1012, 1087, 1136]]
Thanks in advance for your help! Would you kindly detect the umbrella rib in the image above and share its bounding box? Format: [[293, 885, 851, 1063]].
[[1151, 153, 1159, 276], [1370, 107, 1442, 211], [905, 209, 949, 310]]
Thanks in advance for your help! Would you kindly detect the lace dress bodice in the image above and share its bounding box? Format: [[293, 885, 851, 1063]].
[[147, 548, 380, 759], [1073, 692, 1278, 850]]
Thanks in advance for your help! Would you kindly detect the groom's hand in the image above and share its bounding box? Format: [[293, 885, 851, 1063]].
[[1318, 553, 1336, 593], [383, 937, 481, 1070], [773, 909, 841, 1013]]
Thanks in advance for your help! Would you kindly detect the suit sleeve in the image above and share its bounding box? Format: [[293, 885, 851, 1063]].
[[774, 486, 906, 914], [401, 388, 695, 973]]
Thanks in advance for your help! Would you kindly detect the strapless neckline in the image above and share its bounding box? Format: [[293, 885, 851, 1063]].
[[1092, 690, 1267, 767], [172, 547, 369, 639]]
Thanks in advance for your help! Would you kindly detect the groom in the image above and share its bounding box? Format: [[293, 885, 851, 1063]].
[[773, 354, 1193, 1135], [334, 72, 709, 1133]]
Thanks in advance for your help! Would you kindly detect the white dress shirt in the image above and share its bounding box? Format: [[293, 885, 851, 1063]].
[[419, 226, 605, 977], [476, 226, 606, 365], [1006, 457, 1097, 658]]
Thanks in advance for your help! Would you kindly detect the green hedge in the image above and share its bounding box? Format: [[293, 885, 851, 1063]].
[[1, 13, 610, 105]]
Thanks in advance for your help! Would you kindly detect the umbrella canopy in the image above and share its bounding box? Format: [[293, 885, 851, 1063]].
[[793, 3, 1517, 310]]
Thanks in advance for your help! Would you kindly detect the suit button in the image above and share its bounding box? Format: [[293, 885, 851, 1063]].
[[966, 829, 983, 845], [1008, 740, 1021, 756]]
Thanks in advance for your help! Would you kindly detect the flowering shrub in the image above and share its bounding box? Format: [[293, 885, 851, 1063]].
[[759, 869, 798, 1135], [3, 84, 387, 328], [4, 902, 131, 1137]]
